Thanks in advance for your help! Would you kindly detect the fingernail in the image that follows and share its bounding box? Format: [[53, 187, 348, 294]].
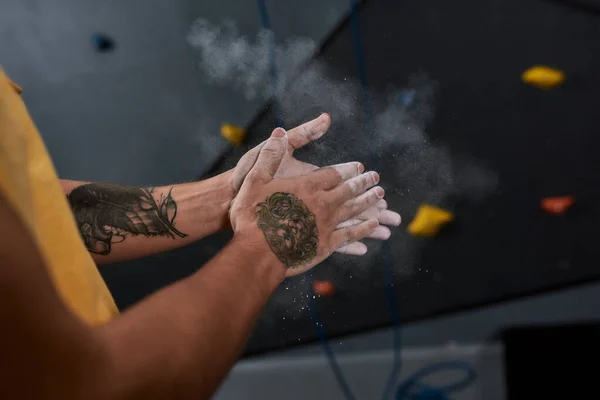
[[358, 163, 365, 174], [372, 172, 380, 184], [272, 128, 286, 138], [375, 187, 384, 198], [370, 219, 380, 229]]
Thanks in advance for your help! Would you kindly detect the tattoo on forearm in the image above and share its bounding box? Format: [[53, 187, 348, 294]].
[[256, 192, 319, 268], [67, 183, 187, 255]]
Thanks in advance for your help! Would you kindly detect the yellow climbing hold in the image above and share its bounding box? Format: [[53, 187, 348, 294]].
[[221, 123, 246, 146], [407, 204, 454, 237], [521, 66, 565, 89]]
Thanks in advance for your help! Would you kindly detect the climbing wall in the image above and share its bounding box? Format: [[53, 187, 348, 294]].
[[206, 0, 600, 355], [44, 0, 598, 356]]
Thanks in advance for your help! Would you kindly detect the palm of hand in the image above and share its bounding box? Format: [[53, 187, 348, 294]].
[[274, 151, 318, 179]]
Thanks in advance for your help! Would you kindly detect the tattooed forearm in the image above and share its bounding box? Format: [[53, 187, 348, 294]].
[[256, 192, 319, 268], [67, 183, 187, 255]]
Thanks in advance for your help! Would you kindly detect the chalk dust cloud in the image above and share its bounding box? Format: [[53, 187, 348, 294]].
[[187, 19, 498, 320]]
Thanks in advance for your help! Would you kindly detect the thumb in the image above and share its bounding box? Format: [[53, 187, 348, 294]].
[[252, 128, 288, 181], [231, 140, 266, 192]]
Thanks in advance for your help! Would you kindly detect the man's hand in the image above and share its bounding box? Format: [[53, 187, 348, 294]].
[[230, 128, 384, 277], [230, 113, 401, 256]]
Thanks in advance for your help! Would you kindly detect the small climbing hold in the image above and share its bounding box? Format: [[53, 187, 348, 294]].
[[312, 280, 335, 297], [398, 89, 416, 107], [221, 123, 246, 146], [91, 33, 115, 52], [407, 204, 454, 237], [541, 195, 574, 215], [521, 66, 565, 89]]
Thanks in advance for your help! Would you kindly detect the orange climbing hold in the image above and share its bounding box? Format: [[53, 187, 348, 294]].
[[221, 123, 246, 146], [541, 196, 575, 215], [312, 280, 335, 297], [407, 204, 454, 237]]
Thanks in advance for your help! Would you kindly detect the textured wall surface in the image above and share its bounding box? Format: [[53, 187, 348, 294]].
[[0, 0, 349, 184]]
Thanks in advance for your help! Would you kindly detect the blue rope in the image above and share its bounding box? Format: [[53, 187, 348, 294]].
[[256, 1, 476, 399], [349, 1, 403, 398], [396, 361, 477, 400], [309, 2, 476, 400], [308, 285, 359, 400], [257, 0, 284, 127]]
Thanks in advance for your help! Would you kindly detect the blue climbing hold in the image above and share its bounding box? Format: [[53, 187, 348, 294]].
[[91, 34, 115, 52]]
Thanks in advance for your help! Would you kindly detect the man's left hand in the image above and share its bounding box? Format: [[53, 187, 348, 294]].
[[229, 113, 401, 256]]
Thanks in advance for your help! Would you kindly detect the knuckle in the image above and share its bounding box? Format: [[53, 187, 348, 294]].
[[342, 228, 352, 242], [362, 174, 372, 188], [300, 179, 312, 192], [301, 125, 312, 139], [370, 171, 378, 185], [369, 190, 378, 201], [315, 195, 328, 210], [370, 188, 380, 202], [247, 170, 261, 182], [346, 180, 359, 195]]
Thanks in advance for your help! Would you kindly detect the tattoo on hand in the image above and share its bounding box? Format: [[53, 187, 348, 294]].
[[256, 192, 319, 268], [68, 183, 187, 255]]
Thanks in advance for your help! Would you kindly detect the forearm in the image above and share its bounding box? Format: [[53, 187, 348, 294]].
[[61, 171, 234, 264], [2, 189, 283, 400], [96, 237, 284, 399]]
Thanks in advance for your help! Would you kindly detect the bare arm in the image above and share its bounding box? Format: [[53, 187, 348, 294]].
[[60, 171, 234, 265], [61, 114, 401, 265], [1, 129, 382, 400], [0, 191, 282, 400]]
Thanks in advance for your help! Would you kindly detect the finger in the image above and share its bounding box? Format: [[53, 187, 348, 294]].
[[378, 210, 402, 226], [336, 218, 362, 229], [354, 207, 402, 226], [329, 171, 379, 204], [368, 226, 391, 240], [310, 162, 364, 191], [376, 199, 388, 209], [332, 219, 379, 249], [335, 241, 368, 255], [335, 219, 391, 240], [287, 113, 331, 150], [252, 128, 288, 181], [337, 187, 385, 223], [231, 141, 266, 191], [347, 200, 386, 220], [338, 199, 401, 227]]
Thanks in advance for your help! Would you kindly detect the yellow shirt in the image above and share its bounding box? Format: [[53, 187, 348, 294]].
[[0, 68, 118, 325]]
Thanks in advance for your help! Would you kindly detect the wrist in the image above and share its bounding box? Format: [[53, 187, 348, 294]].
[[198, 170, 235, 231], [230, 231, 286, 289]]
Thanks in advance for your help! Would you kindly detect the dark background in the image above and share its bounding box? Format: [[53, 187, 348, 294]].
[[103, 0, 600, 355], [3, 0, 594, 356]]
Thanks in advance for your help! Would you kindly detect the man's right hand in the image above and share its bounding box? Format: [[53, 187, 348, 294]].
[[230, 128, 384, 277]]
